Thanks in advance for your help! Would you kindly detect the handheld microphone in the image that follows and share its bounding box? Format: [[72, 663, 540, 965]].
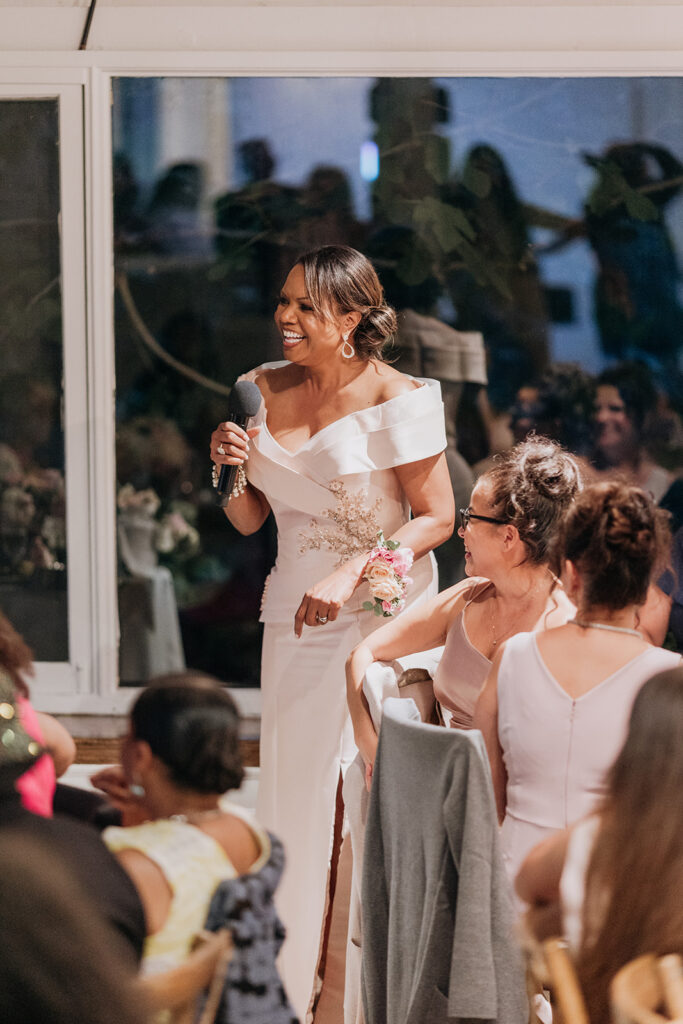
[[215, 380, 262, 506]]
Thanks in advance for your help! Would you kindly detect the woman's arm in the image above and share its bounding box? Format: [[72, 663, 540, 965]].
[[515, 827, 572, 907], [210, 421, 271, 535], [345, 583, 469, 776], [115, 848, 172, 936], [34, 711, 76, 777], [472, 649, 507, 824], [294, 451, 455, 636]]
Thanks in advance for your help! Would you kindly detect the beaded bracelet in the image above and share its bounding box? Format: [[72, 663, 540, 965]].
[[211, 462, 248, 499]]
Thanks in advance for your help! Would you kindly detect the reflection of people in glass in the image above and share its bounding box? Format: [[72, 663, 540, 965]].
[[145, 161, 211, 258], [0, 374, 65, 575], [591, 362, 672, 501], [214, 139, 300, 312], [113, 152, 147, 252], [295, 165, 364, 250], [583, 142, 683, 381], [508, 363, 595, 458], [367, 224, 487, 586], [210, 245, 454, 1020], [444, 144, 551, 411]]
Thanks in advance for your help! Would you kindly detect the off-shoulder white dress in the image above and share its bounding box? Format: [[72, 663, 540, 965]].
[[242, 364, 446, 1021]]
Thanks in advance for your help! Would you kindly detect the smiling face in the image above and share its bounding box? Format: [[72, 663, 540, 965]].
[[457, 478, 507, 578], [594, 384, 638, 461], [274, 263, 351, 366]]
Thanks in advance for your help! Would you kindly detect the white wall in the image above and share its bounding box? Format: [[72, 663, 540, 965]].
[[1, 2, 683, 60]]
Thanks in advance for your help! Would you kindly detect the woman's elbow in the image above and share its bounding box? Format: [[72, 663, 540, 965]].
[[437, 506, 456, 544], [420, 505, 455, 548]]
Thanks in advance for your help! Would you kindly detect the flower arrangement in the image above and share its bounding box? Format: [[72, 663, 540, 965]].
[[0, 455, 67, 578], [117, 484, 200, 560], [362, 531, 414, 617]]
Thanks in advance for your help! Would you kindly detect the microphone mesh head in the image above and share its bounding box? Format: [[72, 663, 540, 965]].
[[229, 380, 262, 417]]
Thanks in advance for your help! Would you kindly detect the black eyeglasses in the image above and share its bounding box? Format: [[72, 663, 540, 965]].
[[459, 507, 508, 530]]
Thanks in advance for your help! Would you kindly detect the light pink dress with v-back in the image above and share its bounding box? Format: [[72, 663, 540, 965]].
[[497, 631, 681, 885]]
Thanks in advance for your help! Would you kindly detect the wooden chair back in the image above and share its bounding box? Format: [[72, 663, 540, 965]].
[[137, 929, 233, 1024], [611, 953, 683, 1024], [525, 936, 590, 1024]]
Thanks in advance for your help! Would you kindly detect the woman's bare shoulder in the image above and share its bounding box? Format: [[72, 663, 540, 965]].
[[441, 576, 490, 613], [248, 364, 301, 399], [369, 361, 422, 402]]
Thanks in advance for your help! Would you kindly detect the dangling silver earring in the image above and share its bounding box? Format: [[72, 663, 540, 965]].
[[130, 779, 146, 798], [341, 332, 355, 359]]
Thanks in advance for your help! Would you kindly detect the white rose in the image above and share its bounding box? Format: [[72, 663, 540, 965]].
[[370, 576, 404, 603], [365, 560, 395, 584]]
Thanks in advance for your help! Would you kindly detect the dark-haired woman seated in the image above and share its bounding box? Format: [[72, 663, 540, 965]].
[[474, 481, 682, 887], [94, 672, 293, 1020]]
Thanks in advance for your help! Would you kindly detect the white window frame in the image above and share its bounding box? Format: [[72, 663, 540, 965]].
[[1, 40, 683, 720], [0, 74, 96, 709]]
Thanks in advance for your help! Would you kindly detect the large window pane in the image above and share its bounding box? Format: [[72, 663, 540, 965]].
[[112, 76, 683, 684], [0, 99, 67, 661]]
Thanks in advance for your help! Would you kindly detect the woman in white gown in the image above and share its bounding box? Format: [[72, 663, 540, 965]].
[[210, 245, 454, 1021]]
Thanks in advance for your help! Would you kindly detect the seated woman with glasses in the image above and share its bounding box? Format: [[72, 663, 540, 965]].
[[346, 435, 582, 785], [474, 481, 682, 889]]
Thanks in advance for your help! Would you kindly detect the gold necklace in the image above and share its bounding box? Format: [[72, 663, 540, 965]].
[[169, 807, 223, 824], [489, 572, 557, 648]]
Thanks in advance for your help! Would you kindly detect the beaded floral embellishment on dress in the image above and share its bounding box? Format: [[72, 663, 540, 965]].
[[298, 479, 383, 564]]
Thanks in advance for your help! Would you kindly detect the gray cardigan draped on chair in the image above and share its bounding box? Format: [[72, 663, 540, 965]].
[[361, 698, 527, 1024]]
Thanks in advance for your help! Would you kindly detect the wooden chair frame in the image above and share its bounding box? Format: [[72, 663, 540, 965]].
[[525, 934, 590, 1024], [137, 929, 233, 1024], [611, 953, 683, 1024]]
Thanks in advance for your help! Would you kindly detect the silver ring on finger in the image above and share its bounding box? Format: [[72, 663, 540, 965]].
[[217, 444, 226, 455], [315, 612, 328, 624]]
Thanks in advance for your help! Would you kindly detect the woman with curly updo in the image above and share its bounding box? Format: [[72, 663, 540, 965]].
[[474, 481, 681, 886], [347, 435, 581, 767], [210, 245, 454, 1019]]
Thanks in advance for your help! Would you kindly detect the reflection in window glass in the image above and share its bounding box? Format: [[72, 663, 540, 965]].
[[112, 76, 683, 683], [0, 100, 68, 662]]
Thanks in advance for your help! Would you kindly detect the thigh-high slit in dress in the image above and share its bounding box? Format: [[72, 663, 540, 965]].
[[240, 364, 447, 1021]]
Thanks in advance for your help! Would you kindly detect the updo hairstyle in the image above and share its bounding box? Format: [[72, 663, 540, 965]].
[[559, 481, 671, 610], [297, 245, 397, 360], [483, 436, 582, 568], [130, 672, 244, 795]]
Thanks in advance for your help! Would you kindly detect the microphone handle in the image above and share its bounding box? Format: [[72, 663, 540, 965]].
[[216, 413, 250, 503]]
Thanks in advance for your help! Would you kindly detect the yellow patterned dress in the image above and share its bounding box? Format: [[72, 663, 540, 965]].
[[104, 809, 270, 975]]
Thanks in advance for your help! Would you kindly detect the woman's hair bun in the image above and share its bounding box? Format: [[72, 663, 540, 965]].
[[483, 435, 582, 568], [355, 303, 398, 355], [131, 672, 244, 795], [561, 481, 671, 611], [515, 436, 582, 503]]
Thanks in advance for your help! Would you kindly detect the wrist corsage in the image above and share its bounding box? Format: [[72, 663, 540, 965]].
[[362, 532, 414, 617]]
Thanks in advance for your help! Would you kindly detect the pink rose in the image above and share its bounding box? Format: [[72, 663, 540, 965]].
[[388, 547, 414, 574]]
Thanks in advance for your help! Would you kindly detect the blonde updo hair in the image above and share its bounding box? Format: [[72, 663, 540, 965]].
[[296, 245, 397, 360], [559, 481, 671, 610], [482, 436, 583, 568]]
